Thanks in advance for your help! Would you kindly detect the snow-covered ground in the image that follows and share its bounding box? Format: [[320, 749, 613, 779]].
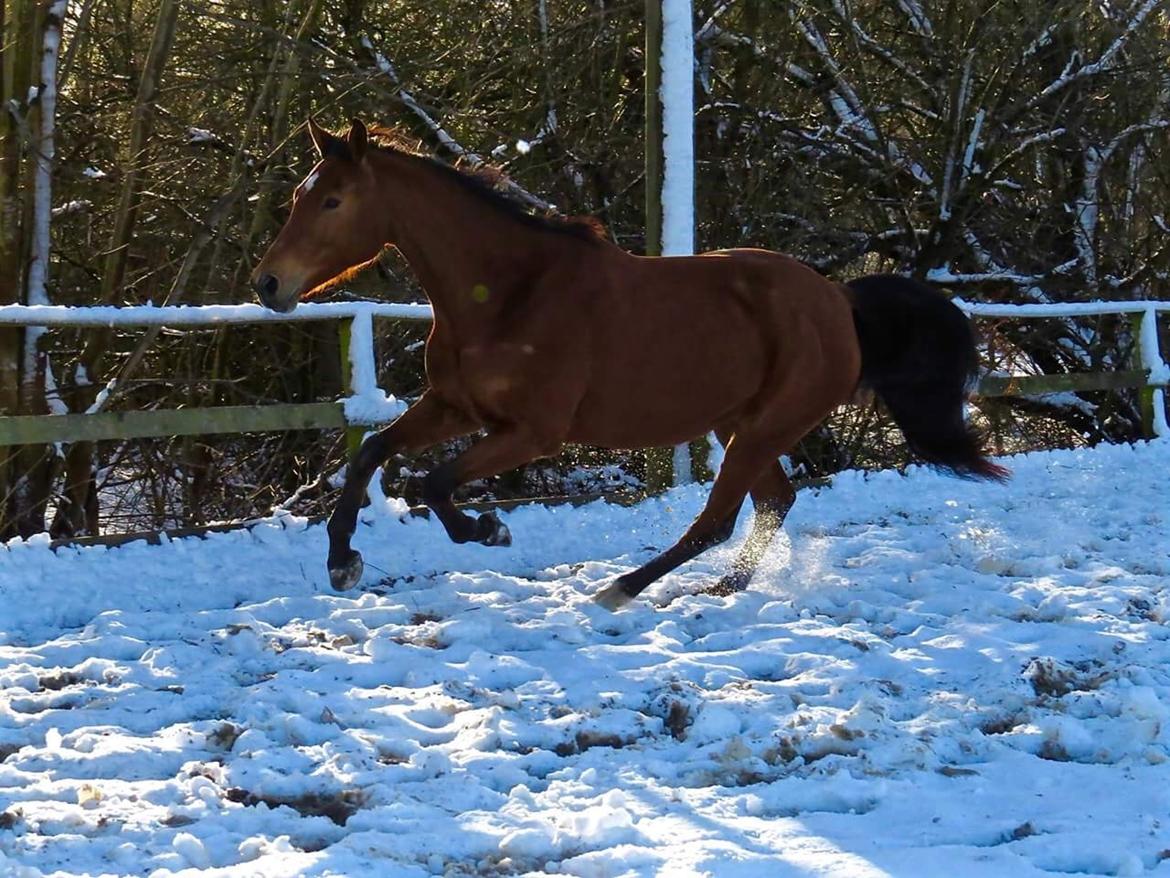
[[1, 441, 1169, 877]]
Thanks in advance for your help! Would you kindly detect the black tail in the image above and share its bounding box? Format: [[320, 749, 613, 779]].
[[849, 274, 1009, 482]]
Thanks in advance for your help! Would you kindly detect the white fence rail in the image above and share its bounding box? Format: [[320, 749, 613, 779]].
[[0, 296, 1165, 445]]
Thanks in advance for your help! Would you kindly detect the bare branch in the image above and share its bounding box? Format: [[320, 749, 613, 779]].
[[360, 35, 553, 212], [1029, 0, 1160, 107]]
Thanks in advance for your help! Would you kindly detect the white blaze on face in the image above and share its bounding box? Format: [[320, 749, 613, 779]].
[[296, 163, 324, 200]]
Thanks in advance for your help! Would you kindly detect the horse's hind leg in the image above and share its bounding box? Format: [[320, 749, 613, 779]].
[[421, 425, 562, 546], [593, 436, 773, 611], [708, 460, 796, 596], [327, 392, 477, 590]]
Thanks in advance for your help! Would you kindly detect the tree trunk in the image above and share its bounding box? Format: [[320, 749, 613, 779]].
[[53, 0, 180, 537], [12, 0, 69, 538], [0, 0, 50, 537], [236, 0, 324, 279]]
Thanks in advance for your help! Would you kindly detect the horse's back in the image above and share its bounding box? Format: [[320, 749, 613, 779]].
[[565, 247, 860, 448]]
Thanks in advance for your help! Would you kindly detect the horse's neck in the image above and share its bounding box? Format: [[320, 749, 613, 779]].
[[374, 152, 558, 335]]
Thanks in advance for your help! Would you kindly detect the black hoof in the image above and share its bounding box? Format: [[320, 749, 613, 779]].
[[475, 511, 512, 547], [328, 550, 364, 591]]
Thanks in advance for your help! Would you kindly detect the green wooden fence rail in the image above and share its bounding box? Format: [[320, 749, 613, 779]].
[[956, 298, 1170, 439], [0, 301, 430, 449]]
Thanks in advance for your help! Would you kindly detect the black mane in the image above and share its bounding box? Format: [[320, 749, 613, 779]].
[[364, 126, 604, 244]]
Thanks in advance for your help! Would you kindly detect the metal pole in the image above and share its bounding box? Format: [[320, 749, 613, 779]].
[[644, 0, 699, 491]]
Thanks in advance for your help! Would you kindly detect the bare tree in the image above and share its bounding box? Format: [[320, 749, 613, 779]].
[[12, 0, 1167, 536]]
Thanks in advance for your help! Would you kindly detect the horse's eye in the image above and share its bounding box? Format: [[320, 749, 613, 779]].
[[323, 196, 341, 210]]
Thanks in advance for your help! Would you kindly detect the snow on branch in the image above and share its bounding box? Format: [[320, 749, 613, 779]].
[[26, 1, 68, 311], [1101, 118, 1170, 161], [959, 108, 986, 185], [982, 128, 1067, 181], [694, 8, 811, 86], [24, 0, 69, 418], [1032, 0, 1160, 106], [939, 54, 974, 221], [360, 36, 553, 213], [1071, 110, 1167, 291], [828, 0, 934, 96], [1073, 145, 1103, 289], [926, 268, 1044, 285], [789, 9, 933, 187], [793, 16, 876, 142], [1022, 24, 1058, 61], [696, 14, 768, 60], [360, 36, 482, 164], [895, 0, 934, 37], [51, 199, 91, 219]]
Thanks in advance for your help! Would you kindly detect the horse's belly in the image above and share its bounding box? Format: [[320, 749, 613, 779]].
[[568, 331, 766, 448]]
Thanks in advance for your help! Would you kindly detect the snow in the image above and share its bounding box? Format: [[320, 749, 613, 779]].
[[342, 311, 407, 425], [960, 108, 985, 183], [1, 440, 1169, 876], [928, 268, 1043, 286], [49, 200, 90, 219], [301, 170, 320, 193], [83, 376, 118, 416], [341, 395, 407, 426], [40, 362, 68, 420], [1137, 306, 1170, 437]]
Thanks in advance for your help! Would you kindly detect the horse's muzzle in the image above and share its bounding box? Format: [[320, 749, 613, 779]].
[[252, 272, 296, 313]]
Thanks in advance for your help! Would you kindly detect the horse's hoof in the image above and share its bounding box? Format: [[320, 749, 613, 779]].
[[707, 571, 749, 597], [328, 550, 364, 591], [476, 512, 512, 547], [594, 580, 634, 611]]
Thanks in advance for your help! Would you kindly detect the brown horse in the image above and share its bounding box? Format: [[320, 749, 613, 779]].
[[252, 119, 1007, 610]]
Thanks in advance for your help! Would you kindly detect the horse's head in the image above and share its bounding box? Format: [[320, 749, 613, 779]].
[[250, 118, 386, 313]]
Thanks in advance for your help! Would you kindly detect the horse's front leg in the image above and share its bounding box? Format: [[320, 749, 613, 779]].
[[420, 425, 563, 546], [327, 391, 477, 590]]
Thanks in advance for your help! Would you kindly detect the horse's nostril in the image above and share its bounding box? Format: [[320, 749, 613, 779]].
[[253, 273, 279, 300]]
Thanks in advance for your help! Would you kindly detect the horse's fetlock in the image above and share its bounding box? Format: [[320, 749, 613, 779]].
[[420, 471, 452, 507]]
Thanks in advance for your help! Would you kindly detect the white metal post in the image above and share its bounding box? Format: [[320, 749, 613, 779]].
[[659, 0, 696, 485]]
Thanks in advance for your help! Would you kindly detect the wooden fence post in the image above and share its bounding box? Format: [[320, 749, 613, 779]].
[[642, 0, 673, 493], [1127, 313, 1155, 440]]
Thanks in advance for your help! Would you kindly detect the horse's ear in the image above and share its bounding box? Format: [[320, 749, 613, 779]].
[[307, 116, 348, 160], [347, 118, 367, 162]]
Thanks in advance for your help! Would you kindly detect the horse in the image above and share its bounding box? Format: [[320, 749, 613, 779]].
[[251, 118, 1007, 610]]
